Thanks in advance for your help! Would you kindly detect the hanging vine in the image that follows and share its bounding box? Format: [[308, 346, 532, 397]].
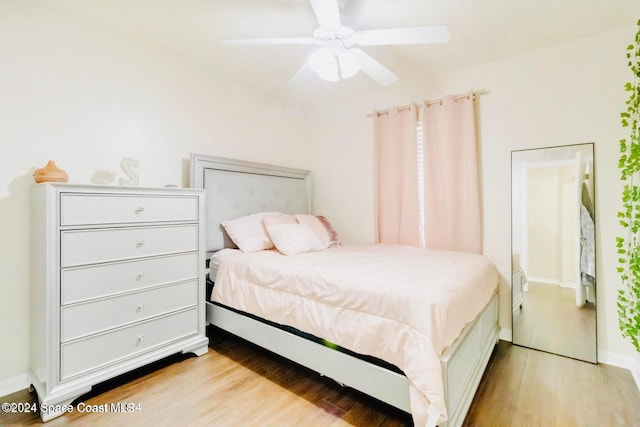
[[617, 19, 640, 353]]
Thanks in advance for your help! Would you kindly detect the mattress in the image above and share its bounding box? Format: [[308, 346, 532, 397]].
[[211, 244, 498, 426]]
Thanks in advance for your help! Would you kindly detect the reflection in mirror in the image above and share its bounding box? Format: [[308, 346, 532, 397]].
[[511, 143, 596, 363]]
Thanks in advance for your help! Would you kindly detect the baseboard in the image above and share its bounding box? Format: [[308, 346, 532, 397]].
[[629, 354, 640, 393], [0, 372, 29, 398], [499, 327, 512, 342], [598, 350, 633, 368], [598, 350, 640, 391]]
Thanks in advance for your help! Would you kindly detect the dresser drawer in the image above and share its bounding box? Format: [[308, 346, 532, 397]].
[[61, 308, 198, 380], [61, 225, 198, 267], [61, 252, 198, 304], [61, 194, 198, 226], [61, 280, 198, 341]]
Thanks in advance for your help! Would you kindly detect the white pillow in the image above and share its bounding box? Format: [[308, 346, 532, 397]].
[[266, 223, 329, 256], [220, 212, 280, 253]]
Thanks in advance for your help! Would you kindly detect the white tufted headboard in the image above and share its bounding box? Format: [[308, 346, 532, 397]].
[[189, 154, 311, 255]]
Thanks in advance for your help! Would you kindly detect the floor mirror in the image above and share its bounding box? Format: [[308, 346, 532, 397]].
[[511, 143, 597, 363]]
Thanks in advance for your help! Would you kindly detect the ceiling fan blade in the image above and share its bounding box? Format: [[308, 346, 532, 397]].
[[355, 25, 450, 46], [287, 62, 316, 87], [349, 48, 398, 86], [223, 37, 317, 46], [309, 0, 341, 30]]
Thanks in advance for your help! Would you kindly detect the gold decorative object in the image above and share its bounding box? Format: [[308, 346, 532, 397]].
[[33, 160, 69, 183]]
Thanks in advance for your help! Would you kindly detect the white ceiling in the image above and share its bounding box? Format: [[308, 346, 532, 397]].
[[35, 0, 640, 107]]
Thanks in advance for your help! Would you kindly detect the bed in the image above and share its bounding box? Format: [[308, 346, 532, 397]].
[[190, 154, 500, 427]]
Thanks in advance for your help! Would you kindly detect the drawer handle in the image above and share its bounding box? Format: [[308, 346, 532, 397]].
[[136, 240, 145, 248], [136, 335, 144, 346], [135, 303, 144, 313], [134, 207, 145, 214], [136, 272, 145, 280]]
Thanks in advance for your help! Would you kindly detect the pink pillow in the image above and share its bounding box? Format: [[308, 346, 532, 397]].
[[295, 214, 342, 248], [263, 213, 297, 227]]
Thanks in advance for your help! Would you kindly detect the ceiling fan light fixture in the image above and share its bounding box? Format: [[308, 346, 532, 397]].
[[308, 47, 339, 81], [337, 50, 361, 79], [309, 47, 362, 82]]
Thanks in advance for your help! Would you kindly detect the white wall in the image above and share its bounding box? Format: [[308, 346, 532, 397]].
[[309, 25, 639, 362], [527, 164, 578, 286], [0, 1, 311, 387]]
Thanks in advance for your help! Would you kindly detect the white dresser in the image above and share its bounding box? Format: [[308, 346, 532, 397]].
[[29, 183, 209, 421]]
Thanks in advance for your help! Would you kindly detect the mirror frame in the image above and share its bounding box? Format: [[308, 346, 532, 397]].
[[511, 142, 597, 363]]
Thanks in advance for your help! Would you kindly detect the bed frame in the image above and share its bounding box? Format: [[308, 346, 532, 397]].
[[190, 154, 499, 427]]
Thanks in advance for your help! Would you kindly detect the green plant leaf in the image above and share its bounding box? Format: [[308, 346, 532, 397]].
[[617, 19, 640, 354]]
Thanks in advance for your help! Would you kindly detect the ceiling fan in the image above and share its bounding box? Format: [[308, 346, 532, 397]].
[[222, 0, 449, 86]]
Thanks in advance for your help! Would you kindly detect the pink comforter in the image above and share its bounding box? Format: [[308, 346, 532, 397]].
[[211, 244, 498, 426]]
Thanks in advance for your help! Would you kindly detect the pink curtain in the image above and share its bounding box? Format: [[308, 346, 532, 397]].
[[422, 93, 481, 253], [374, 106, 421, 246]]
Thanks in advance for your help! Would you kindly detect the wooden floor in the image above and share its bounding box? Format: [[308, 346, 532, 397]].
[[513, 281, 596, 361], [1, 328, 639, 427], [466, 341, 640, 426]]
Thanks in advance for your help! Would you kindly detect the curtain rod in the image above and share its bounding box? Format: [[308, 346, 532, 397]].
[[368, 89, 488, 117]]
